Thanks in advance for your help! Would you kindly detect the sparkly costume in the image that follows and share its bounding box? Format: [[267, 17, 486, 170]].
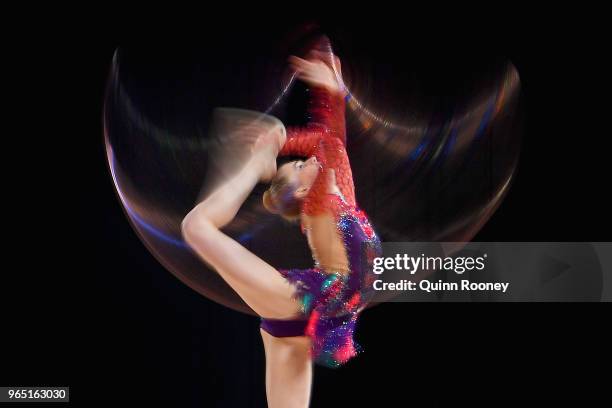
[[260, 86, 382, 368]]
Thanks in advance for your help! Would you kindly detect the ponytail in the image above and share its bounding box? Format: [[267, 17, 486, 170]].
[[262, 176, 302, 222], [263, 190, 281, 214]]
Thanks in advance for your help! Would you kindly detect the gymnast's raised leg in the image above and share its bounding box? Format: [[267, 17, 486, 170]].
[[181, 124, 312, 408]]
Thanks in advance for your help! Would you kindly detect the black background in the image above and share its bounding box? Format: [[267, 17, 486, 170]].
[[3, 11, 610, 407]]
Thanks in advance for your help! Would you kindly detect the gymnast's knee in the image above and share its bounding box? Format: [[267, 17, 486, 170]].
[[260, 327, 311, 354], [181, 209, 214, 246]]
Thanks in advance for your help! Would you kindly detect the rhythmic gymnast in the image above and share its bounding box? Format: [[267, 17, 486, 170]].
[[182, 37, 381, 408]]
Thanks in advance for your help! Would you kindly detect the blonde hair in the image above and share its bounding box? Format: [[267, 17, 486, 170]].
[[263, 174, 301, 222]]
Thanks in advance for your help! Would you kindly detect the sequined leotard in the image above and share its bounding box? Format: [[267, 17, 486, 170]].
[[260, 86, 382, 368]]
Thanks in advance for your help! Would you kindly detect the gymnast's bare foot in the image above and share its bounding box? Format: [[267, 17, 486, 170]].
[[251, 122, 286, 183], [207, 108, 286, 184]]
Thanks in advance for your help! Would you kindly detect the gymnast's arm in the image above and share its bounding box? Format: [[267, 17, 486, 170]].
[[285, 53, 348, 147], [279, 88, 347, 156]]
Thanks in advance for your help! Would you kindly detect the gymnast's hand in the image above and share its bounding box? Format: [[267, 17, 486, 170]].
[[288, 51, 345, 95]]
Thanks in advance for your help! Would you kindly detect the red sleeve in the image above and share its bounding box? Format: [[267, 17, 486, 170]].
[[306, 87, 347, 145], [279, 126, 324, 157]]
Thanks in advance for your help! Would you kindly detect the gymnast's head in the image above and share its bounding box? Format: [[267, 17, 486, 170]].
[[262, 156, 320, 221]]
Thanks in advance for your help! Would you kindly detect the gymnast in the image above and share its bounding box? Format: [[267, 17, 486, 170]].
[[182, 37, 381, 407]]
